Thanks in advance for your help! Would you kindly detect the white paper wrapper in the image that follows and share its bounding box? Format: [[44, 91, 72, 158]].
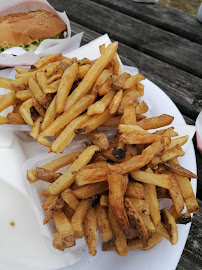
[[196, 110, 202, 155], [0, 0, 83, 66]]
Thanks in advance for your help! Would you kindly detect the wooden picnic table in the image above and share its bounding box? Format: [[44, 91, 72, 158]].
[[49, 0, 202, 268]]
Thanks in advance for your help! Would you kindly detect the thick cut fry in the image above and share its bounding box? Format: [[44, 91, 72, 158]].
[[93, 68, 112, 93], [36, 71, 49, 93], [108, 206, 128, 256], [103, 115, 121, 126], [123, 73, 145, 89], [137, 114, 174, 130], [118, 124, 147, 134], [155, 222, 170, 241], [167, 135, 188, 150], [71, 200, 93, 238], [0, 77, 17, 90], [109, 89, 123, 114], [154, 127, 178, 137], [78, 64, 91, 79], [131, 170, 172, 189], [34, 54, 58, 69], [75, 108, 111, 135], [51, 114, 91, 153], [16, 90, 32, 101], [87, 90, 115, 115], [53, 210, 75, 248], [61, 189, 79, 211], [0, 115, 8, 124], [75, 167, 110, 186], [32, 97, 46, 117], [125, 182, 145, 200], [142, 233, 163, 250], [161, 145, 185, 162], [28, 78, 44, 101], [127, 238, 143, 250], [126, 198, 150, 215], [0, 92, 16, 113], [16, 68, 28, 74], [48, 145, 100, 195], [112, 72, 130, 90], [19, 98, 34, 126], [56, 63, 78, 113], [118, 89, 141, 114], [53, 232, 64, 251], [65, 42, 118, 110], [136, 101, 148, 115], [109, 141, 164, 175], [30, 116, 43, 139], [38, 95, 94, 147], [161, 208, 178, 245], [140, 213, 155, 233], [96, 204, 114, 245], [108, 174, 134, 239], [165, 160, 197, 178], [120, 132, 161, 145], [6, 112, 25, 125], [87, 129, 109, 150], [144, 182, 160, 225], [43, 195, 57, 210], [125, 198, 149, 247], [41, 96, 56, 131], [72, 181, 108, 199], [84, 207, 97, 256], [120, 100, 136, 125]]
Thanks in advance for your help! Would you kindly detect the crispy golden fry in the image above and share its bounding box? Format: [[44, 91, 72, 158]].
[[43, 195, 57, 210], [30, 116, 43, 139], [96, 204, 114, 245], [0, 77, 17, 90], [87, 90, 115, 115], [112, 72, 130, 90], [136, 101, 148, 115], [167, 135, 189, 150], [100, 195, 109, 207], [6, 112, 25, 125], [154, 127, 178, 137], [75, 108, 111, 135], [75, 167, 110, 186], [109, 141, 164, 175], [56, 62, 78, 113], [113, 53, 121, 76], [61, 189, 79, 211], [38, 95, 94, 147], [0, 115, 8, 124], [118, 124, 147, 134], [108, 206, 128, 256], [127, 238, 143, 250], [125, 182, 145, 200], [98, 76, 112, 96], [165, 160, 197, 178], [48, 145, 100, 195], [71, 199, 93, 238], [140, 213, 155, 233], [123, 73, 145, 89], [103, 115, 121, 126], [0, 92, 16, 113], [16, 90, 32, 101], [72, 182, 108, 199], [44, 196, 64, 224], [120, 132, 161, 145], [125, 197, 150, 215], [125, 198, 149, 247], [80, 161, 108, 170], [39, 93, 52, 108], [120, 100, 136, 125], [53, 231, 65, 251], [155, 222, 170, 241], [126, 144, 138, 156], [131, 170, 172, 189], [78, 64, 91, 79], [35, 167, 61, 183], [84, 207, 97, 256], [51, 114, 91, 153], [16, 68, 28, 74], [108, 174, 134, 239], [102, 148, 132, 163], [53, 209, 75, 248], [65, 42, 118, 110], [93, 68, 112, 93], [161, 145, 185, 162], [41, 96, 56, 131], [32, 97, 46, 117], [87, 129, 109, 150], [161, 208, 178, 245], [118, 89, 141, 114], [28, 78, 44, 101], [36, 71, 49, 93], [19, 98, 34, 126], [142, 233, 163, 250], [34, 54, 59, 69], [47, 73, 62, 84], [137, 114, 174, 130]]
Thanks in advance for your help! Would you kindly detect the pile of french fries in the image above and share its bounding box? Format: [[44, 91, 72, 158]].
[[24, 42, 199, 256]]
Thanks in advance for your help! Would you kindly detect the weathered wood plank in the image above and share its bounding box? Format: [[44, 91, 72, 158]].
[[69, 20, 202, 119], [90, 0, 202, 45], [49, 0, 202, 78]]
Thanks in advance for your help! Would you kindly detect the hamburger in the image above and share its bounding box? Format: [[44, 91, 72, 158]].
[[0, 10, 67, 53]]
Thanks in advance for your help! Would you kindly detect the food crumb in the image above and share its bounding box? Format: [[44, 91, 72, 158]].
[[9, 221, 15, 227], [82, 249, 86, 252]]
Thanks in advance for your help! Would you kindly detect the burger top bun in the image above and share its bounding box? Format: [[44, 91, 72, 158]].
[[0, 10, 67, 48]]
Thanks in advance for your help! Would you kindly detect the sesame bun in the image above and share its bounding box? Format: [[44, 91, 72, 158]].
[[0, 10, 67, 48]]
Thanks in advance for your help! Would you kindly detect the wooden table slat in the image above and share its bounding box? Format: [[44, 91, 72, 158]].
[[90, 0, 202, 45], [49, 0, 202, 79]]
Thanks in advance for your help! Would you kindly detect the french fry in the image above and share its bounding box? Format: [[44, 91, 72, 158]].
[[41, 96, 56, 131], [71, 199, 93, 238], [137, 114, 174, 130], [125, 182, 145, 200], [127, 238, 143, 250], [28, 78, 44, 102], [136, 101, 148, 115], [112, 72, 130, 90], [100, 195, 109, 207], [53, 231, 64, 251], [0, 92, 16, 113], [93, 68, 112, 93], [72, 182, 108, 199], [19, 98, 34, 126], [142, 233, 163, 250], [78, 64, 91, 79], [51, 114, 91, 153], [161, 208, 178, 245], [131, 170, 172, 189], [119, 132, 161, 145], [103, 115, 121, 126], [123, 73, 145, 89], [109, 89, 123, 114], [35, 167, 61, 183], [161, 145, 185, 162], [84, 207, 97, 256], [96, 204, 114, 245], [43, 196, 64, 224], [56, 62, 78, 114], [30, 116, 43, 139], [109, 141, 164, 175], [87, 129, 109, 150], [154, 127, 178, 137], [16, 90, 32, 101], [125, 197, 150, 215], [47, 73, 62, 84], [108, 206, 128, 256], [65, 42, 118, 110], [38, 95, 94, 147], [98, 76, 112, 96], [165, 160, 197, 178], [75, 167, 110, 186], [43, 195, 57, 210], [0, 77, 18, 90], [120, 100, 136, 125], [140, 213, 155, 233], [53, 209, 75, 248], [166, 135, 189, 150], [36, 71, 49, 93], [48, 145, 100, 195], [34, 54, 59, 69], [32, 97, 46, 117], [6, 112, 25, 125], [118, 89, 141, 114], [0, 115, 8, 124], [61, 189, 79, 211], [155, 222, 170, 241]]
